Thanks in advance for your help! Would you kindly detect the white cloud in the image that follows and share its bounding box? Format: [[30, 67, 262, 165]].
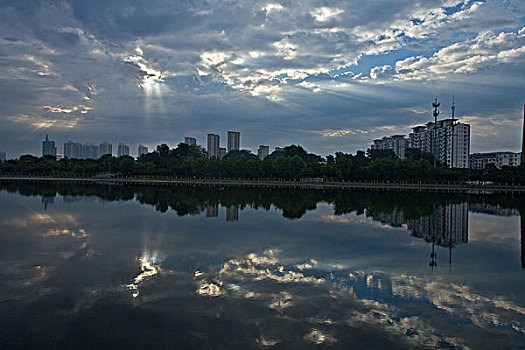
[[310, 7, 344, 22]]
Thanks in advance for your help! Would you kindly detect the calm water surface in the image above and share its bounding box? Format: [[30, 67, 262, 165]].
[[1, 183, 524, 349]]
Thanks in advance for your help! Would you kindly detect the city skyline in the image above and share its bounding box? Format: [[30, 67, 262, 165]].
[[0, 1, 524, 158]]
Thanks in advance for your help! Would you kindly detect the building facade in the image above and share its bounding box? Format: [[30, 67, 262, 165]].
[[184, 137, 197, 146], [82, 142, 99, 159], [118, 143, 130, 157], [258, 145, 270, 160], [207, 134, 220, 157], [138, 145, 148, 157], [371, 135, 408, 159], [0, 152, 6, 162], [218, 147, 227, 159], [408, 119, 470, 168], [469, 152, 521, 169], [64, 141, 82, 159], [99, 142, 112, 157], [42, 135, 57, 158], [227, 131, 240, 153]]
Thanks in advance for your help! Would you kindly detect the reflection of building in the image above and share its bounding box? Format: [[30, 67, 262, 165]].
[[469, 152, 521, 169], [227, 131, 240, 153], [370, 202, 469, 268], [407, 203, 469, 247], [184, 137, 197, 146], [42, 135, 57, 158], [206, 204, 218, 217], [118, 143, 130, 157], [226, 205, 239, 221], [371, 135, 408, 159], [42, 195, 55, 210], [258, 145, 269, 160], [469, 203, 520, 217], [138, 145, 148, 157], [374, 210, 407, 228], [99, 142, 112, 157], [207, 134, 220, 158], [520, 214, 525, 269]]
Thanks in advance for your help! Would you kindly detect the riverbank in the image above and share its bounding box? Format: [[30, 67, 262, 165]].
[[1, 175, 524, 193]]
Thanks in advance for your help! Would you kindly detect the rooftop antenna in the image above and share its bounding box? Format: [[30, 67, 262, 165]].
[[451, 94, 455, 121], [432, 99, 440, 124], [522, 104, 525, 164]]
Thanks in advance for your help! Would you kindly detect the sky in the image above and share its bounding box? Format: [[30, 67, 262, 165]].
[[0, 0, 524, 157]]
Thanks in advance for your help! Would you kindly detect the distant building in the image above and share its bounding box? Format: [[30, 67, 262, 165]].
[[207, 134, 220, 158], [227, 131, 240, 152], [82, 142, 99, 159], [118, 143, 130, 157], [0, 152, 6, 162], [218, 147, 227, 159], [408, 119, 470, 168], [258, 145, 269, 160], [371, 135, 408, 159], [42, 134, 57, 158], [184, 137, 197, 146], [274, 147, 284, 152], [470, 152, 521, 169], [138, 144, 148, 157], [99, 142, 112, 157], [64, 141, 82, 159]]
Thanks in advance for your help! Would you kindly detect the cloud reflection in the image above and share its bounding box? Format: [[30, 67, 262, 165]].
[[126, 252, 162, 298], [190, 248, 525, 348]]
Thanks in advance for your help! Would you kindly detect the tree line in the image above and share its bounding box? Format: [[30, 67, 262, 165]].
[[1, 143, 525, 183]]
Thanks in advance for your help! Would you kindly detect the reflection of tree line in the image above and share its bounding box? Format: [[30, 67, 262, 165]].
[[3, 181, 525, 219], [1, 181, 524, 267]]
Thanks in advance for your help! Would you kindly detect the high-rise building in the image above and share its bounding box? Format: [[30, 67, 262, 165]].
[[218, 147, 227, 159], [118, 143, 130, 157], [207, 134, 220, 158], [0, 152, 6, 162], [227, 131, 240, 153], [258, 145, 270, 160], [184, 137, 197, 146], [64, 141, 82, 159], [408, 119, 470, 168], [469, 152, 522, 169], [42, 134, 57, 158], [99, 142, 112, 157], [82, 142, 99, 159], [371, 135, 408, 159], [138, 144, 148, 157]]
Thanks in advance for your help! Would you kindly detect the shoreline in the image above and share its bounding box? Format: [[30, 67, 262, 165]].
[[1, 176, 524, 193]]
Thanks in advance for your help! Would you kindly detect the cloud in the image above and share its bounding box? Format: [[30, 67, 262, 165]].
[[310, 7, 344, 22], [0, 0, 524, 156]]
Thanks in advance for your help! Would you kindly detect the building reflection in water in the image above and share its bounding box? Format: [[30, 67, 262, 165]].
[[205, 204, 239, 221], [373, 203, 468, 269], [42, 195, 55, 210], [226, 205, 239, 221], [206, 204, 218, 217]]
